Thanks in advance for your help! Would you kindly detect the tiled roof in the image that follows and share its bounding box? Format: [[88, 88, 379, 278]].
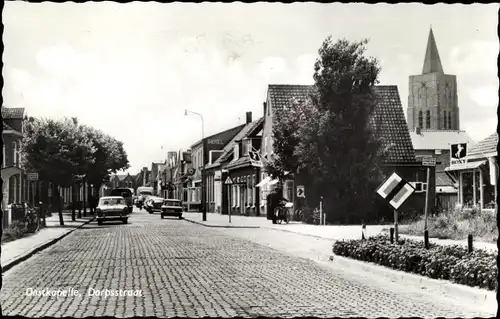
[[410, 130, 474, 150], [268, 85, 315, 111], [267, 84, 415, 163], [112, 174, 128, 181], [225, 157, 253, 170], [1, 107, 25, 119], [370, 86, 416, 163], [205, 118, 264, 169], [436, 172, 454, 186], [468, 133, 498, 158]]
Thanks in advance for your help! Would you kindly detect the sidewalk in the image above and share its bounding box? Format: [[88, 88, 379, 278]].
[[183, 212, 497, 251], [1, 211, 94, 272], [182, 212, 388, 240]]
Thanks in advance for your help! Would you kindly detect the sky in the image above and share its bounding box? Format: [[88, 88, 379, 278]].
[[3, 3, 498, 174]]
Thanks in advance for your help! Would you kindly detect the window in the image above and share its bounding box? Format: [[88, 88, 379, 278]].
[[448, 113, 452, 130], [425, 110, 431, 129], [2, 144, 5, 167], [443, 111, 447, 129], [12, 142, 17, 166], [418, 111, 423, 128], [233, 144, 239, 160]]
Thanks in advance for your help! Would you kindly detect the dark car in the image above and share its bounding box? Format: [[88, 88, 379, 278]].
[[161, 199, 183, 219], [110, 188, 134, 213]]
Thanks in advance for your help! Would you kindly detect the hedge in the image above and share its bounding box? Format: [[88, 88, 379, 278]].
[[332, 235, 497, 291]]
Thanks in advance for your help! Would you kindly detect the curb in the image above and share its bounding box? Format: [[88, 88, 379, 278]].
[[2, 218, 95, 273], [330, 253, 496, 310], [182, 218, 260, 229], [260, 226, 336, 240]]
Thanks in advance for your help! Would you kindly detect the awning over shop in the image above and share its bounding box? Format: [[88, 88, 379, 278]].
[[256, 176, 271, 188], [444, 160, 487, 172]]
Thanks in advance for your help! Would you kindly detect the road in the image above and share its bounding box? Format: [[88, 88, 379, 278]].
[[0, 208, 493, 318]]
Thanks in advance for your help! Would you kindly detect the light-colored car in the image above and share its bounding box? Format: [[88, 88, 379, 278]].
[[145, 196, 164, 214], [161, 199, 183, 219], [96, 196, 130, 225]]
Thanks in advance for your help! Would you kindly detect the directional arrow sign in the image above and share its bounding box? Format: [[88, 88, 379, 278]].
[[376, 172, 402, 200], [389, 182, 415, 209]]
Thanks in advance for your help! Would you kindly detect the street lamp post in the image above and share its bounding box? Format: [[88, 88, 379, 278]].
[[185, 109, 207, 221]]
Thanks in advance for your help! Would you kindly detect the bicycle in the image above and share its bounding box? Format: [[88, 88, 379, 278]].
[[23, 203, 40, 233], [274, 206, 290, 224], [295, 209, 303, 222]]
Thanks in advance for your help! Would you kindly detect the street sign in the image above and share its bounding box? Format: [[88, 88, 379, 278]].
[[389, 183, 415, 209], [450, 143, 467, 166], [376, 172, 402, 200], [422, 156, 436, 167], [296, 185, 305, 198], [27, 173, 39, 181], [224, 176, 233, 185]]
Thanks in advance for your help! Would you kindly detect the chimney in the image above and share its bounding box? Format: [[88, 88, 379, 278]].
[[246, 111, 252, 124], [263, 102, 267, 116], [415, 126, 421, 135]]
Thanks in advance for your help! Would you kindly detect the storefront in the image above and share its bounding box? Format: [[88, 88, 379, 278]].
[[444, 133, 498, 211], [224, 164, 260, 216]]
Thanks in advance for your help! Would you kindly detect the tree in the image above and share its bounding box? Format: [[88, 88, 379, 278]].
[[21, 117, 96, 225], [81, 125, 130, 206], [268, 37, 387, 224]]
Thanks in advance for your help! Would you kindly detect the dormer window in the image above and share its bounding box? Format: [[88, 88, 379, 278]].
[[233, 144, 240, 160]]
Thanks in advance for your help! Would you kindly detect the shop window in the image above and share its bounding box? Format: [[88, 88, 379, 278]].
[[425, 110, 431, 129], [418, 111, 423, 128], [443, 111, 447, 129]]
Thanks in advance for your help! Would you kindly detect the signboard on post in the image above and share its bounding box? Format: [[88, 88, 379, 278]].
[[421, 156, 436, 167], [296, 185, 305, 198], [450, 143, 467, 166], [27, 173, 39, 181], [376, 172, 415, 242], [224, 176, 233, 185]]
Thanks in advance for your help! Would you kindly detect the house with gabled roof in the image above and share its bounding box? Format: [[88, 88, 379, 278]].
[[258, 84, 429, 222], [204, 113, 264, 216], [2, 107, 28, 217], [445, 132, 498, 211]]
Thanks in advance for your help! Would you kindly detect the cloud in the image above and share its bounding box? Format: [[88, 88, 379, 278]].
[[10, 68, 34, 95], [449, 40, 498, 75], [467, 85, 498, 108]]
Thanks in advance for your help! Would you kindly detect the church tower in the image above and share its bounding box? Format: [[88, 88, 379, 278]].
[[407, 27, 460, 131]]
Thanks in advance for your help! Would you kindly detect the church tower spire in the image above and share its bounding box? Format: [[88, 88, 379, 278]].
[[422, 27, 444, 74], [407, 27, 460, 132]]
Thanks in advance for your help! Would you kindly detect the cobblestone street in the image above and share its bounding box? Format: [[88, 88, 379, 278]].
[[1, 210, 494, 318]]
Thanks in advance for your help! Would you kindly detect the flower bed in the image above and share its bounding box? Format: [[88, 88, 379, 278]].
[[332, 235, 497, 291]]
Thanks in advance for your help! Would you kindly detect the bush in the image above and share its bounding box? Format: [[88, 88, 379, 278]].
[[401, 209, 497, 242], [332, 235, 497, 290], [301, 206, 321, 225], [2, 221, 26, 242]]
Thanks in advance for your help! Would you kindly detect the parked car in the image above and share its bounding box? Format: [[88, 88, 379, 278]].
[[161, 199, 183, 219], [96, 196, 130, 225], [145, 196, 164, 214], [110, 188, 134, 213]]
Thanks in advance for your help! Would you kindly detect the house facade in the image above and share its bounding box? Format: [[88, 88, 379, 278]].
[[110, 173, 136, 190], [258, 84, 427, 222], [187, 123, 244, 212], [204, 113, 264, 215], [2, 107, 28, 212], [445, 133, 498, 211]]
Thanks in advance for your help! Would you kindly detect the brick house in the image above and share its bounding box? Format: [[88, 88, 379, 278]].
[[258, 84, 427, 223], [204, 113, 264, 215], [110, 173, 136, 190], [2, 107, 28, 212], [187, 123, 244, 212]]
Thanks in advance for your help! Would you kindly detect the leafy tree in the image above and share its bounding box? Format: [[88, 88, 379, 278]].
[[267, 37, 387, 224], [21, 117, 96, 225], [82, 125, 130, 203]]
